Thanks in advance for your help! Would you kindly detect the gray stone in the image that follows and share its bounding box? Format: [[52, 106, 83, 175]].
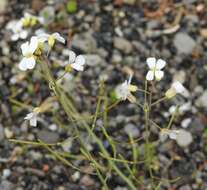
[[0, 180, 13, 190], [113, 37, 133, 54], [71, 33, 97, 53], [173, 32, 196, 54], [176, 129, 193, 147], [124, 123, 140, 138], [84, 54, 104, 67], [0, 124, 4, 141], [195, 90, 207, 107], [0, 0, 7, 13], [179, 184, 192, 190], [37, 130, 60, 144]]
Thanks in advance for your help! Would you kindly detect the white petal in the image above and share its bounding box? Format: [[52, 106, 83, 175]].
[[115, 81, 128, 100], [29, 36, 38, 53], [30, 116, 37, 127], [21, 42, 29, 56], [19, 58, 29, 71], [11, 34, 19, 41], [146, 57, 156, 69], [26, 57, 36, 69], [37, 33, 49, 42], [156, 59, 166, 69], [52, 32, 65, 43], [68, 50, 76, 63], [71, 63, 84, 71], [24, 113, 34, 120], [172, 82, 185, 93], [20, 30, 28, 39], [146, 71, 154, 81], [155, 70, 164, 80], [75, 55, 85, 66]]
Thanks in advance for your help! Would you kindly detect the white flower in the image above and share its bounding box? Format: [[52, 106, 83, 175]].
[[146, 57, 166, 81], [165, 81, 186, 98], [24, 107, 41, 127], [37, 32, 65, 47], [6, 20, 28, 41], [115, 75, 138, 103], [160, 129, 179, 140], [19, 36, 38, 71], [65, 50, 86, 71]]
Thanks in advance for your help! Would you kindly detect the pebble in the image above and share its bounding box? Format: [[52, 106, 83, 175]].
[[84, 54, 104, 67], [113, 37, 133, 54], [4, 128, 13, 139], [80, 175, 95, 187], [124, 123, 140, 138], [0, 124, 4, 141], [179, 184, 192, 190], [181, 118, 192, 128], [173, 70, 186, 84], [71, 33, 97, 53], [195, 90, 207, 107], [176, 129, 193, 147], [173, 32, 196, 54], [71, 171, 80, 182], [0, 180, 13, 190], [37, 130, 60, 144], [0, 0, 7, 13], [2, 169, 11, 179], [61, 137, 73, 152]]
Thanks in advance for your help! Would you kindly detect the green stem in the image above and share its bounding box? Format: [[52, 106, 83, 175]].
[[39, 58, 137, 190]]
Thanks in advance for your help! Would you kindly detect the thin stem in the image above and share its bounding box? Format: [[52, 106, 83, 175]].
[[39, 58, 137, 190], [151, 96, 167, 107]]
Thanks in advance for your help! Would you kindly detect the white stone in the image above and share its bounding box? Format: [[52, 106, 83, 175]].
[[176, 129, 193, 147]]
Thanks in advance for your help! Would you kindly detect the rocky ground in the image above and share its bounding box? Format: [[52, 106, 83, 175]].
[[0, 0, 207, 189]]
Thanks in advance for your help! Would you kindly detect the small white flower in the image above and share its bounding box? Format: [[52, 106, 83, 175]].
[[165, 81, 186, 98], [65, 50, 86, 71], [115, 75, 138, 103], [24, 107, 41, 127], [146, 57, 166, 81], [6, 20, 28, 41], [160, 129, 179, 140], [19, 36, 38, 71], [37, 32, 65, 47]]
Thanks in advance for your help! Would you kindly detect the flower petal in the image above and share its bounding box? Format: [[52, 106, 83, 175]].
[[172, 82, 185, 93], [30, 116, 37, 127], [156, 59, 166, 69], [20, 30, 28, 39], [26, 57, 36, 69], [21, 42, 29, 56], [24, 113, 34, 120], [52, 32, 65, 43], [71, 63, 84, 71], [19, 57, 29, 71], [155, 70, 164, 81], [146, 57, 156, 69], [146, 71, 154, 81], [37, 33, 49, 42], [68, 50, 76, 64], [75, 55, 85, 66], [29, 36, 38, 53]]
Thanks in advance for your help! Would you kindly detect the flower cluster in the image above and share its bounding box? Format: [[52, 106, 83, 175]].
[[19, 33, 85, 72]]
